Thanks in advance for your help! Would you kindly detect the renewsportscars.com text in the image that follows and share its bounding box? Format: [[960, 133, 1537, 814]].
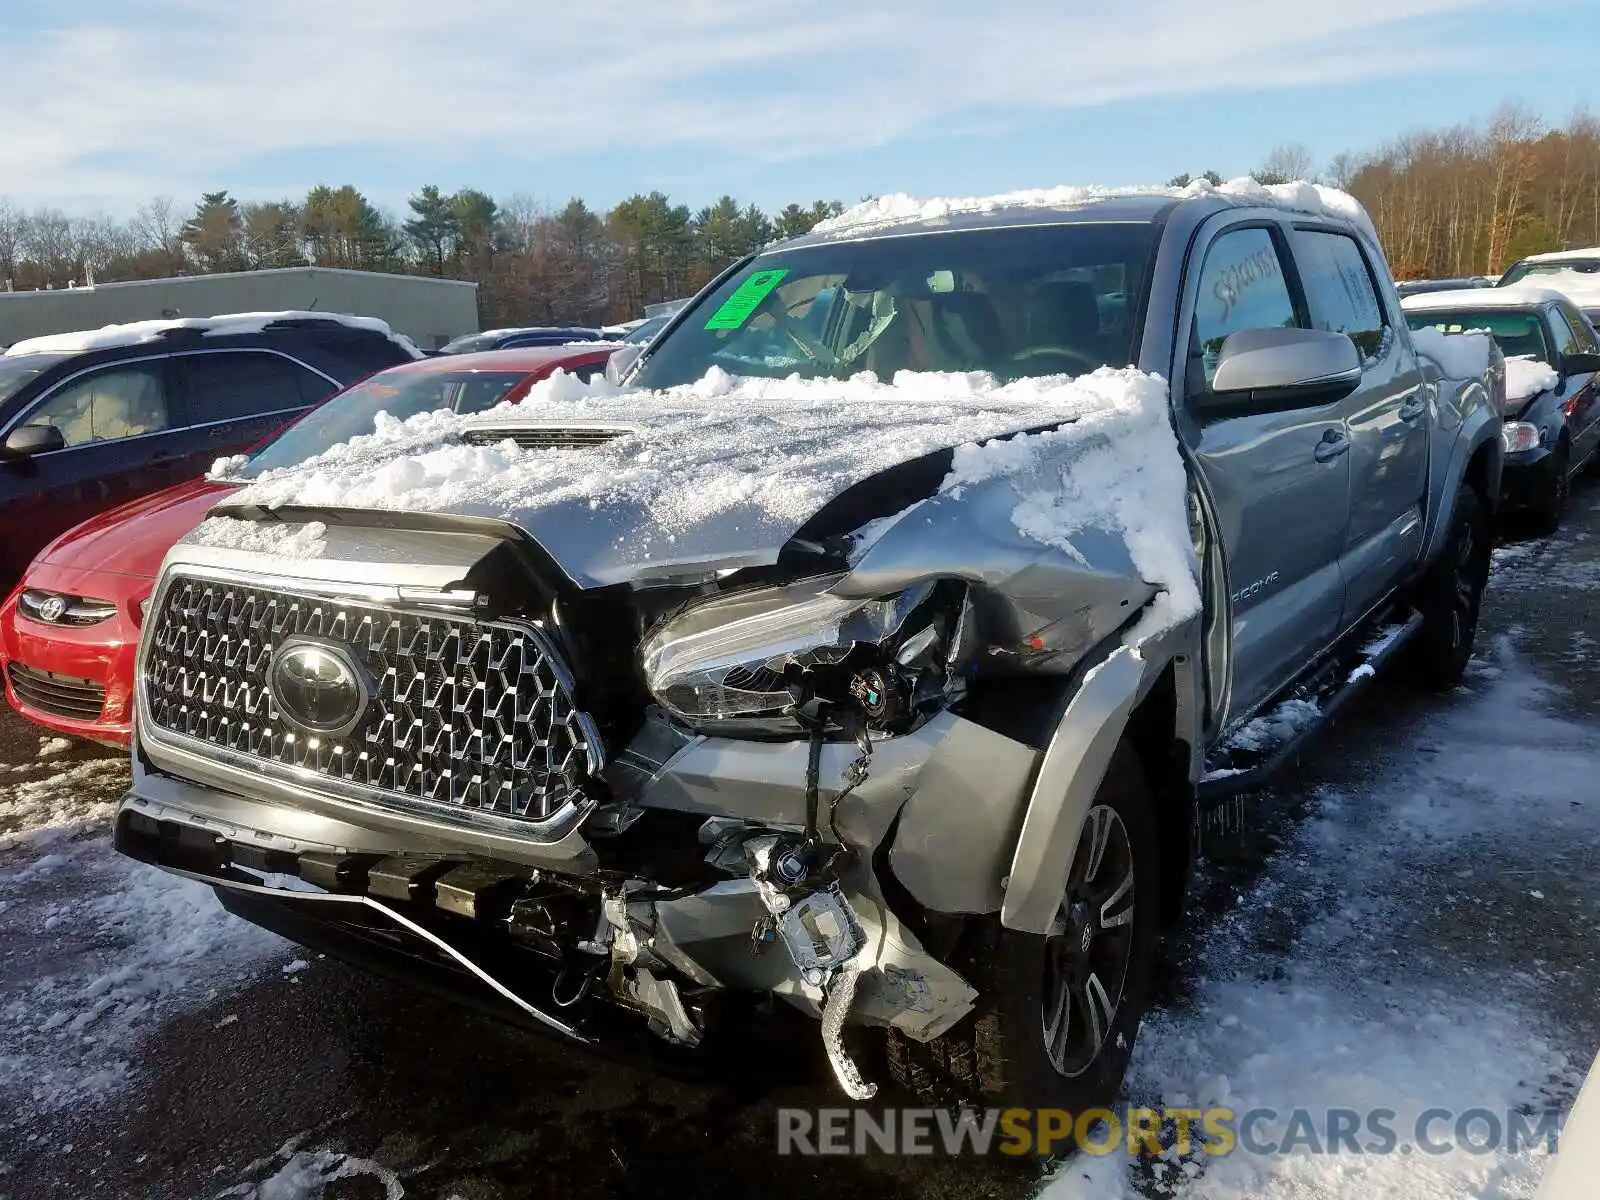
[[775, 1106, 1566, 1158]]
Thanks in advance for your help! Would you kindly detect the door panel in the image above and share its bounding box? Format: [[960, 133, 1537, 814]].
[[0, 360, 181, 580], [1290, 228, 1429, 621], [1183, 224, 1351, 723], [171, 351, 324, 477], [1547, 306, 1600, 465]]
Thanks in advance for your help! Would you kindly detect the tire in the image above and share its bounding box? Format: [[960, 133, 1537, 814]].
[[1403, 483, 1491, 691], [1529, 441, 1571, 536], [886, 743, 1161, 1148]]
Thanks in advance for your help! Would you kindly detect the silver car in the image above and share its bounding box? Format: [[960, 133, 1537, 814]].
[[116, 187, 1501, 1120]]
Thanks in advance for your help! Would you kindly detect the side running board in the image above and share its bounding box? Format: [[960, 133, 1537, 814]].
[[1196, 610, 1424, 808]]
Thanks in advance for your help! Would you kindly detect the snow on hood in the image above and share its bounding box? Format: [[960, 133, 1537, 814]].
[[3, 310, 422, 359], [1408, 326, 1494, 380], [208, 366, 1195, 612], [811, 176, 1378, 246], [1505, 355, 1560, 402]]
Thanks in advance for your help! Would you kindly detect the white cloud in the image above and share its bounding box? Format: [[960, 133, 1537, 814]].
[[0, 0, 1496, 206]]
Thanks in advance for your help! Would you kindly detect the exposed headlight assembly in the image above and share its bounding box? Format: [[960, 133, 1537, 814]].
[[640, 574, 970, 736]]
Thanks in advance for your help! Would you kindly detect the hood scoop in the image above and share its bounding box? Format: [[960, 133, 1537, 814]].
[[460, 425, 636, 451]]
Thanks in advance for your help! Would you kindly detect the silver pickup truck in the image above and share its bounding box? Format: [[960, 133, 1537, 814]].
[[115, 184, 1502, 1118]]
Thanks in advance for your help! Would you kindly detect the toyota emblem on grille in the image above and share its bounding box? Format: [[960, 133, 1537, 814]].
[[268, 640, 369, 738], [35, 595, 67, 623]]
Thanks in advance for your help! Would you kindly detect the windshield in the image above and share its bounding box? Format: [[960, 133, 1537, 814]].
[[1404, 309, 1552, 364], [1499, 259, 1600, 287], [632, 224, 1157, 389], [0, 357, 52, 407], [624, 315, 671, 344], [226, 367, 532, 479]]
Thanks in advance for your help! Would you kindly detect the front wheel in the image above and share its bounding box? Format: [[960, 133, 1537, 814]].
[[1402, 484, 1490, 691], [886, 744, 1161, 1139]]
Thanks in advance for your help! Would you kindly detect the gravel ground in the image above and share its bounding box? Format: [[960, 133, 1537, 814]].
[[1, 490, 1597, 1200]]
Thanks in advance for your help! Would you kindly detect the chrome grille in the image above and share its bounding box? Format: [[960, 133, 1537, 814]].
[[140, 574, 602, 828]]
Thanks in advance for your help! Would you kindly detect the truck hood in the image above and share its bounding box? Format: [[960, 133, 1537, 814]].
[[214, 370, 1163, 590], [40, 478, 237, 580]]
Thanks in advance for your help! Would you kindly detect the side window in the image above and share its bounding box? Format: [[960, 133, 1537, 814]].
[[24, 364, 171, 448], [1190, 227, 1301, 390], [1292, 230, 1388, 361], [571, 361, 606, 383], [1545, 308, 1583, 359], [181, 352, 329, 423], [1560, 303, 1599, 352]]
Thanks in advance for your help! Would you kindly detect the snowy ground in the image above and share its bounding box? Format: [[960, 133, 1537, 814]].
[[0, 497, 1597, 1199]]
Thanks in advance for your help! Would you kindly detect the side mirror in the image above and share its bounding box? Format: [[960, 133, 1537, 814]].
[[1202, 327, 1363, 411], [1559, 350, 1600, 378], [0, 424, 66, 461], [605, 344, 644, 386]]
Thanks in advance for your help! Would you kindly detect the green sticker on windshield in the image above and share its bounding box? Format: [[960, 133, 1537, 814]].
[[704, 268, 789, 330]]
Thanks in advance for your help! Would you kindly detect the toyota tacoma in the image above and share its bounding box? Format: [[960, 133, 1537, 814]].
[[115, 181, 1502, 1117]]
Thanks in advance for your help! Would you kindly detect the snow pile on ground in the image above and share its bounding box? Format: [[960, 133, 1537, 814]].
[[1043, 637, 1598, 1198], [1409, 326, 1494, 381], [0, 760, 127, 850], [4, 311, 421, 359], [35, 736, 71, 759], [0, 754, 285, 1121], [1505, 355, 1560, 402], [221, 365, 1199, 616], [811, 177, 1378, 245], [213, 1136, 405, 1200], [189, 516, 329, 560]]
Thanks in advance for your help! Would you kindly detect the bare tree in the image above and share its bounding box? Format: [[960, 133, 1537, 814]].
[[1255, 143, 1317, 185]]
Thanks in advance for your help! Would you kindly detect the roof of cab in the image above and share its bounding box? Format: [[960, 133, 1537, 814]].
[[1401, 286, 1569, 312], [774, 178, 1376, 251]]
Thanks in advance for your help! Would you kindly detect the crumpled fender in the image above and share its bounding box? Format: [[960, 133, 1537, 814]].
[[998, 620, 1198, 935], [999, 645, 1148, 933]]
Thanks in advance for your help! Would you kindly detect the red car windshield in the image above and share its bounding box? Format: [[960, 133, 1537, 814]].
[[221, 368, 531, 479]]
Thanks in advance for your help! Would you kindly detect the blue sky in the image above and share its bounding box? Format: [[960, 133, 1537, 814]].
[[2, 0, 1595, 218]]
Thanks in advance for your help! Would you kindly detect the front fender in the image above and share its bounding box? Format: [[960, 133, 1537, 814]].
[[1420, 375, 1502, 567], [1000, 641, 1168, 934]]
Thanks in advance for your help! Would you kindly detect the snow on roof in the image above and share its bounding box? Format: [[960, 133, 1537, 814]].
[[1520, 246, 1600, 263], [808, 176, 1378, 245], [1401, 286, 1568, 312], [2, 310, 422, 359]]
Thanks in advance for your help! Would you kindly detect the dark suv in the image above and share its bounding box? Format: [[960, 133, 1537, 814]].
[[0, 315, 418, 585]]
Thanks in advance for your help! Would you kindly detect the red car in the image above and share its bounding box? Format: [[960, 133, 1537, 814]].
[[0, 345, 615, 746]]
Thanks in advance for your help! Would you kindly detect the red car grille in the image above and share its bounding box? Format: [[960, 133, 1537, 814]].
[[7, 663, 107, 721]]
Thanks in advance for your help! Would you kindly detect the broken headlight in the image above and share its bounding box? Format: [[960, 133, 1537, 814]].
[[640, 574, 970, 736]]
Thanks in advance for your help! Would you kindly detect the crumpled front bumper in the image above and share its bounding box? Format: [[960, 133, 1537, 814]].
[[117, 706, 1041, 1055]]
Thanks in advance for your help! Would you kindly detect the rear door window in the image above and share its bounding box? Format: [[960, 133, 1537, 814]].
[[1189, 226, 1303, 391], [1558, 302, 1599, 352], [179, 352, 333, 424], [1545, 307, 1583, 359], [1291, 230, 1388, 362], [23, 363, 172, 447]]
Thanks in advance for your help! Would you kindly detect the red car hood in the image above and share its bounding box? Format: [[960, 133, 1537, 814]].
[[37, 478, 239, 580]]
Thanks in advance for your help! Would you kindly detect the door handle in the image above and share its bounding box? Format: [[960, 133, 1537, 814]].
[[1397, 395, 1426, 422], [1313, 429, 1351, 462]]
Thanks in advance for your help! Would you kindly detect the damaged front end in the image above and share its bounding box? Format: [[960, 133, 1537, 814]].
[[120, 445, 1162, 1098]]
